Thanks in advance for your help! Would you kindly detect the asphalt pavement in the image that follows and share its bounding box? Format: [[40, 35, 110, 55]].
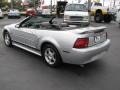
[[0, 16, 120, 90]]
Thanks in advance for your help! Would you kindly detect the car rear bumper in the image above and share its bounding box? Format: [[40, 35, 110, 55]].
[[8, 15, 21, 18], [61, 39, 110, 65]]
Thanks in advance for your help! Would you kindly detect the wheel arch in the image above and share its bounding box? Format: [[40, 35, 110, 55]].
[[95, 9, 103, 14], [38, 38, 61, 55], [3, 29, 10, 38], [41, 42, 58, 52], [40, 41, 63, 61]]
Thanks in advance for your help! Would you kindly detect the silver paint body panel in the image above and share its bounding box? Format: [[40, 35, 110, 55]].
[[3, 23, 110, 65]]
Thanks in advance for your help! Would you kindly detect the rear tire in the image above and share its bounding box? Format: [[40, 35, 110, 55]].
[[3, 31, 12, 47], [42, 44, 62, 67], [104, 14, 112, 23]]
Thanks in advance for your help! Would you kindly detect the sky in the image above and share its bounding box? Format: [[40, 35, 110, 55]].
[[7, 0, 120, 6], [44, 0, 120, 6]]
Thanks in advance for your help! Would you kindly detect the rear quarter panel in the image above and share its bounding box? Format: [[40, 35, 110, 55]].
[[36, 30, 78, 55]]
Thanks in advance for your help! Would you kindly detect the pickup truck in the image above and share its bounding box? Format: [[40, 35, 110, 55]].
[[88, 2, 116, 23]]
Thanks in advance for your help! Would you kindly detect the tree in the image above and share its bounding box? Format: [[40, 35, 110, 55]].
[[0, 0, 7, 7]]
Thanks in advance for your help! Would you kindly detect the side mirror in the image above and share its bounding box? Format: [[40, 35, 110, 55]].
[[15, 24, 20, 28]]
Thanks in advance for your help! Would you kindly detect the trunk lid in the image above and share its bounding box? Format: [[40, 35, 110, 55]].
[[69, 26, 107, 47]]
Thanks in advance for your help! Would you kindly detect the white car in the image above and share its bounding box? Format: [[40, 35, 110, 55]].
[[8, 9, 21, 18], [0, 9, 4, 19], [64, 3, 89, 26], [116, 9, 120, 27], [41, 5, 51, 15]]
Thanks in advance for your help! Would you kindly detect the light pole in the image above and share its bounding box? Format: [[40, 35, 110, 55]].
[[88, 0, 91, 12], [113, 0, 116, 7], [34, 0, 36, 9], [11, 0, 13, 9], [50, 0, 52, 15], [88, 0, 91, 22], [8, 0, 13, 9]]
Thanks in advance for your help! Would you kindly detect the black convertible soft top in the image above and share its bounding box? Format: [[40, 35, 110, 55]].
[[23, 15, 78, 30]]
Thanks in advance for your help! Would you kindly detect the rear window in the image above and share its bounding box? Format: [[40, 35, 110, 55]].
[[42, 6, 51, 9], [65, 4, 87, 11], [94, 3, 102, 6], [10, 9, 19, 12]]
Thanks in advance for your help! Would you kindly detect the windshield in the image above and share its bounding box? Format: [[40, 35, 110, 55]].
[[10, 9, 19, 12], [65, 4, 87, 11], [94, 3, 102, 6]]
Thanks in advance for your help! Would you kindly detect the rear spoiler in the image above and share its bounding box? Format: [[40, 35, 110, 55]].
[[81, 26, 107, 34], [69, 26, 107, 34]]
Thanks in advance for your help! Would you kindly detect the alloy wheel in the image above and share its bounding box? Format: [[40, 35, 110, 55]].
[[44, 48, 56, 65]]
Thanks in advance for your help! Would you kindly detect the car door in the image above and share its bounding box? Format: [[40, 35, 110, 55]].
[[11, 25, 27, 45], [12, 17, 39, 48], [12, 16, 50, 48], [22, 25, 38, 48]]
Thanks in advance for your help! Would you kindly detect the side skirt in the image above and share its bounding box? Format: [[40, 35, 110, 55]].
[[12, 41, 41, 56]]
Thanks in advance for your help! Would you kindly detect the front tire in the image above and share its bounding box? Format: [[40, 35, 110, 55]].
[[94, 13, 103, 23], [42, 44, 62, 67], [3, 32, 12, 47]]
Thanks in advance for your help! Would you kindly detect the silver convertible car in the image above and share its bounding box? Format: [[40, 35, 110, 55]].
[[2, 16, 110, 67]]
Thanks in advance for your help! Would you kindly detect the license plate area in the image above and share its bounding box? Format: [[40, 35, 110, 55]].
[[87, 30, 107, 47], [94, 32, 106, 44], [94, 35, 101, 43]]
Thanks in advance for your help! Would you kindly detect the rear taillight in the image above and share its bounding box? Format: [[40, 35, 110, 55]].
[[73, 38, 89, 48]]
